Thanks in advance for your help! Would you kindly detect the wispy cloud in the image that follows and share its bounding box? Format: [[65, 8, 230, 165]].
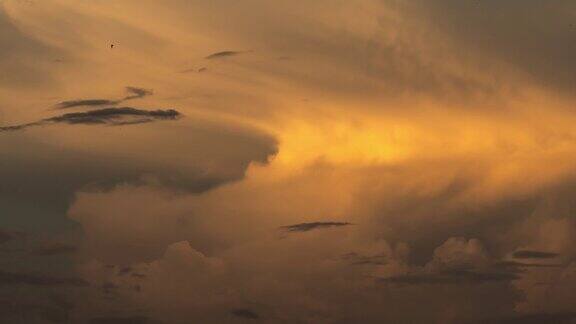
[[122, 87, 153, 101], [55, 87, 153, 110], [280, 222, 353, 233], [56, 99, 120, 109], [0, 107, 182, 132], [205, 50, 244, 60], [47, 107, 180, 125]]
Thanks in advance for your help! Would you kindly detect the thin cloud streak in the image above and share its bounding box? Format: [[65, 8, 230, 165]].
[[0, 107, 182, 132], [55, 87, 154, 110], [280, 221, 353, 232], [56, 99, 119, 109], [205, 50, 244, 60]]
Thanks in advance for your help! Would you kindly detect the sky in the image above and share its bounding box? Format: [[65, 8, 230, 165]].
[[1, 0, 576, 323]]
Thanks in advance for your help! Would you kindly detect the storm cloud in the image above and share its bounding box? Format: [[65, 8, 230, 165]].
[[2, 0, 576, 323]]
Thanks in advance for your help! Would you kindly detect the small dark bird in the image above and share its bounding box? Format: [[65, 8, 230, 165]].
[[110, 44, 114, 49]]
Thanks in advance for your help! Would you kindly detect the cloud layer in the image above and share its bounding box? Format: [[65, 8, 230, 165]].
[[2, 0, 576, 323]]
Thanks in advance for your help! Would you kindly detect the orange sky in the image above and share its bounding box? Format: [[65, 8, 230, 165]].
[[2, 0, 576, 323]]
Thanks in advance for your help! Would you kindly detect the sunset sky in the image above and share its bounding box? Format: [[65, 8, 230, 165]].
[[2, 0, 576, 323]]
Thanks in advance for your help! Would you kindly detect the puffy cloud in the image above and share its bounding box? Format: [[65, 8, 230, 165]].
[[63, 147, 576, 321], [426, 238, 490, 272]]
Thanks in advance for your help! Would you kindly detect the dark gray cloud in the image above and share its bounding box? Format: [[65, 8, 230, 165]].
[[205, 50, 243, 60], [512, 250, 559, 260], [0, 270, 88, 287], [0, 107, 182, 132], [230, 309, 260, 320], [0, 120, 277, 233], [280, 222, 353, 233], [47, 107, 180, 125], [56, 99, 119, 109], [0, 121, 43, 132], [379, 270, 520, 286]]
